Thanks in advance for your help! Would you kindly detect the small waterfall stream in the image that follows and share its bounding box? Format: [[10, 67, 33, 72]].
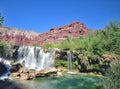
[[67, 51, 73, 73]]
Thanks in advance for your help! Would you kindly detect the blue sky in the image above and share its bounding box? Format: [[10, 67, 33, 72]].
[[0, 0, 120, 33]]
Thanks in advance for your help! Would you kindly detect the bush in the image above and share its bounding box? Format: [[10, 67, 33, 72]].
[[43, 42, 54, 48], [55, 59, 68, 68], [102, 61, 120, 89], [0, 41, 9, 58]]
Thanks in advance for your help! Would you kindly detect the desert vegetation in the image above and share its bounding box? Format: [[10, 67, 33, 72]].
[[44, 21, 120, 88], [44, 21, 120, 73], [102, 61, 120, 89], [44, 21, 120, 55], [0, 41, 10, 59]]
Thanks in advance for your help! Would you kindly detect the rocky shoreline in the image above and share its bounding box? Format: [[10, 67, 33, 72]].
[[11, 63, 61, 80]]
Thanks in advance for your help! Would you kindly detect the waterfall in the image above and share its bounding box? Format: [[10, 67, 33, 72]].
[[0, 58, 11, 80], [17, 46, 55, 71], [67, 51, 72, 72]]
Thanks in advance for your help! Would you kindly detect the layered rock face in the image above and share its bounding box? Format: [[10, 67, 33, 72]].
[[0, 22, 89, 46], [37, 22, 89, 45], [0, 27, 38, 45]]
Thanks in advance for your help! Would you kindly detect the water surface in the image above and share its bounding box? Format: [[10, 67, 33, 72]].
[[22, 73, 102, 89]]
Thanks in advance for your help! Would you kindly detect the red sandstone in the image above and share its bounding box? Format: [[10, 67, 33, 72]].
[[0, 22, 89, 46]]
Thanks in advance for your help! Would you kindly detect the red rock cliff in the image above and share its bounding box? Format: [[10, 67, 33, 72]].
[[0, 22, 89, 46]]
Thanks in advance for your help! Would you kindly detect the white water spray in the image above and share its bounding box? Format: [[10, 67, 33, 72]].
[[17, 46, 55, 71], [0, 58, 11, 80]]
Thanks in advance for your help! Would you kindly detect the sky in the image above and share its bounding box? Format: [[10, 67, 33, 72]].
[[0, 0, 120, 33]]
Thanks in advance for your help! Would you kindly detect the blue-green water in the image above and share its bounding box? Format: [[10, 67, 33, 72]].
[[25, 73, 102, 89]]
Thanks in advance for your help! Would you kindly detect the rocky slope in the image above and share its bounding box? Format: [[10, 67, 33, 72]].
[[0, 22, 89, 46], [0, 27, 38, 45]]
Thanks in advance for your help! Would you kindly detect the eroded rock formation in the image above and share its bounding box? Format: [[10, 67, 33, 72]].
[[0, 26, 38, 45], [0, 22, 89, 46]]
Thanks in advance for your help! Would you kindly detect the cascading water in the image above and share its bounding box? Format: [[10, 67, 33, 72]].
[[17, 46, 55, 71], [0, 58, 11, 80], [67, 51, 73, 72]]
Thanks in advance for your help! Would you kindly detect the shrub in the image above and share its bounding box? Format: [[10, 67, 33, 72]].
[[43, 42, 54, 48], [55, 59, 68, 68], [102, 61, 120, 89], [0, 41, 9, 58]]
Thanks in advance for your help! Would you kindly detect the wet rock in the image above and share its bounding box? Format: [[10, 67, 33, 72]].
[[20, 73, 30, 80], [11, 67, 58, 80], [57, 67, 67, 72], [12, 73, 20, 79], [102, 54, 120, 62], [57, 71, 63, 76], [0, 62, 7, 76], [35, 68, 58, 77], [10, 63, 22, 73]]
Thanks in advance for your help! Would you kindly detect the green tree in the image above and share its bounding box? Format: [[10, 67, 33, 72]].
[[103, 21, 120, 54], [0, 13, 4, 26], [105, 21, 120, 30]]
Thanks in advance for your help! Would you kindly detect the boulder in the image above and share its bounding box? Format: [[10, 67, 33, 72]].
[[57, 71, 63, 76], [35, 68, 58, 77], [11, 67, 58, 80], [10, 63, 22, 72]]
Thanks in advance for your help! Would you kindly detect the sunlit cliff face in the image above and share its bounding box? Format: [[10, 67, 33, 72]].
[[0, 22, 89, 46]]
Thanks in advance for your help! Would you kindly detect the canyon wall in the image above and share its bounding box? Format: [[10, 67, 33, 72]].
[[0, 22, 89, 46]]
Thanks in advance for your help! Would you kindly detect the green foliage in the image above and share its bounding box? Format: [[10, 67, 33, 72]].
[[32, 43, 39, 47], [67, 35, 73, 42], [0, 13, 4, 26], [102, 61, 120, 89], [55, 59, 68, 68], [53, 21, 120, 74], [42, 21, 120, 74], [51, 21, 120, 56], [43, 42, 54, 48], [105, 20, 120, 30], [101, 21, 120, 55], [0, 41, 9, 58]]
